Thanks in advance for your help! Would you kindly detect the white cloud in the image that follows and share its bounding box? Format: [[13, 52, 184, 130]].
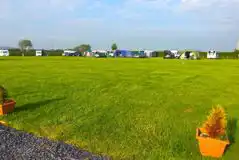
[[177, 0, 239, 31], [0, 0, 89, 20], [47, 0, 87, 11], [179, 0, 239, 12]]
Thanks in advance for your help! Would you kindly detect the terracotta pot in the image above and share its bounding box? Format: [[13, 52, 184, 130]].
[[196, 128, 230, 158], [0, 99, 16, 115], [0, 120, 7, 126]]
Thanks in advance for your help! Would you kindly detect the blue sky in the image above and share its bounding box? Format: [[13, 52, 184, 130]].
[[0, 0, 239, 51]]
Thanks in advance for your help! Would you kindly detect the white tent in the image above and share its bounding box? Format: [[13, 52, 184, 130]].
[[0, 49, 9, 56], [207, 50, 219, 59], [179, 51, 200, 60], [83, 51, 92, 57]]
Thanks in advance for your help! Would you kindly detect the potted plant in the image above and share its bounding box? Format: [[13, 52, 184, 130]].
[[196, 105, 230, 158], [0, 86, 16, 115]]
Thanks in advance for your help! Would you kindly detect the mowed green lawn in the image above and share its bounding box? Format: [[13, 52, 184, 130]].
[[0, 57, 238, 160]]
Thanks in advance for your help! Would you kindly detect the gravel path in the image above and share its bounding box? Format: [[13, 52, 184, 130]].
[[0, 124, 110, 160]]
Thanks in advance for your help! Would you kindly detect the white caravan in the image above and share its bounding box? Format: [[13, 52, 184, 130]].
[[92, 50, 107, 57], [207, 50, 219, 59], [0, 49, 9, 56], [62, 50, 76, 56], [144, 50, 154, 57], [36, 50, 43, 56]]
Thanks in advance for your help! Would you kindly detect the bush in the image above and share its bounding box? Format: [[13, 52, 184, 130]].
[[24, 50, 35, 56], [46, 50, 63, 56], [199, 52, 207, 59], [9, 49, 63, 56], [201, 105, 227, 139], [9, 49, 22, 56], [9, 48, 35, 56], [153, 51, 164, 57], [219, 52, 238, 59]]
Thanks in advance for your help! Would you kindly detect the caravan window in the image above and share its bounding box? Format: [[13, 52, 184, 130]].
[[3, 51, 8, 53], [209, 51, 216, 54]]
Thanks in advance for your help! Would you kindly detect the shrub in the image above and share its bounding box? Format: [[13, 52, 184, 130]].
[[9, 48, 35, 56], [0, 86, 8, 105], [9, 49, 64, 56], [199, 52, 207, 59], [219, 52, 238, 59], [153, 51, 164, 57], [47, 50, 63, 56], [9, 48, 22, 56], [201, 105, 227, 139]]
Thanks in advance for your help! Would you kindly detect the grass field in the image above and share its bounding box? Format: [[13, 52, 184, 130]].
[[0, 57, 238, 160]]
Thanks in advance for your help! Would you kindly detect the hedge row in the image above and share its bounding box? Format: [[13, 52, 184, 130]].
[[8, 49, 63, 56]]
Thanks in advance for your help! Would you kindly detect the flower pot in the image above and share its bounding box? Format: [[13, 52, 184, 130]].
[[196, 128, 230, 158], [0, 120, 7, 126], [0, 99, 16, 115]]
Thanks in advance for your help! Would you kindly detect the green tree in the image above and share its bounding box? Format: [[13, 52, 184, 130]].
[[111, 43, 117, 51], [18, 39, 33, 56], [74, 44, 91, 53]]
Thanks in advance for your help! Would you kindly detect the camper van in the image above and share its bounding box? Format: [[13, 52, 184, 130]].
[[92, 50, 107, 58], [0, 49, 9, 56], [207, 50, 219, 59], [62, 50, 80, 56], [36, 50, 43, 56], [36, 49, 48, 56], [144, 50, 154, 57], [108, 51, 114, 57], [164, 50, 180, 59]]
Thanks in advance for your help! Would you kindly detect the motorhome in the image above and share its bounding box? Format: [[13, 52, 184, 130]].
[[0, 49, 9, 56], [164, 50, 180, 59], [207, 50, 219, 59], [62, 50, 79, 56]]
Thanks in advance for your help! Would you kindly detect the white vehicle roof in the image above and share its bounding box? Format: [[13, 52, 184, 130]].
[[92, 50, 107, 53], [144, 50, 154, 53], [64, 50, 76, 53], [170, 50, 179, 54]]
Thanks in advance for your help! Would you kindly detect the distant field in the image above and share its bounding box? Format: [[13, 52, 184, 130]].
[[0, 57, 238, 160]]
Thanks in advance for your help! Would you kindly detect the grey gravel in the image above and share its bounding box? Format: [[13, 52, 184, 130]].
[[0, 124, 111, 160]]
